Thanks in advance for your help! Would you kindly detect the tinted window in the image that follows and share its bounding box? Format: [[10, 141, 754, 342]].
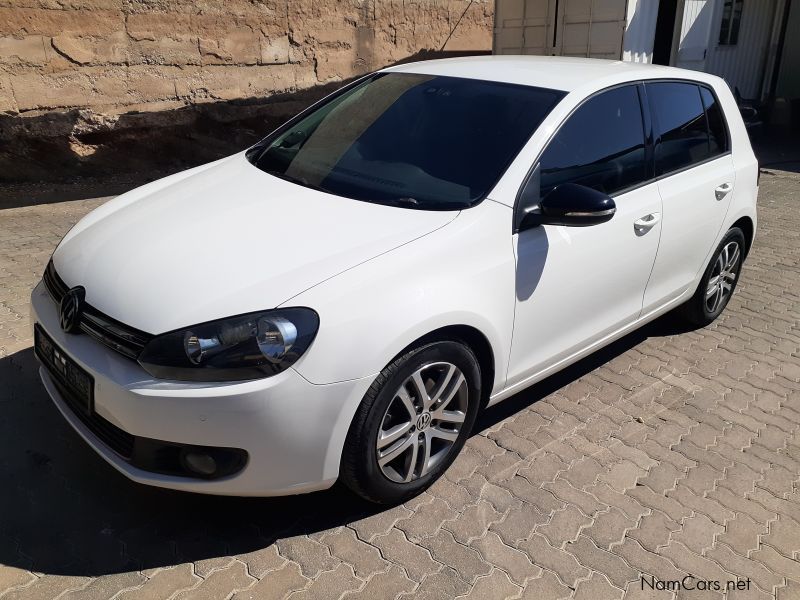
[[648, 82, 710, 175], [539, 85, 646, 196], [700, 86, 729, 155], [247, 73, 564, 210]]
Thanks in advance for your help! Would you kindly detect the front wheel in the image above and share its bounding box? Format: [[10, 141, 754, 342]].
[[677, 227, 746, 327], [340, 340, 481, 504]]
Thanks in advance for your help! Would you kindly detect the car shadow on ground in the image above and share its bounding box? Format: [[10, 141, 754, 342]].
[[0, 313, 695, 577]]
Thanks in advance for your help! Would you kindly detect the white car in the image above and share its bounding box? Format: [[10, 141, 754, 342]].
[[32, 56, 757, 503]]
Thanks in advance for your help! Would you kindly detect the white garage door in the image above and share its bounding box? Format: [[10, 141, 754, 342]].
[[493, 0, 628, 59]]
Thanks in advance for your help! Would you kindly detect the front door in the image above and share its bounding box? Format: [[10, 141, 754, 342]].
[[641, 82, 735, 311], [507, 84, 662, 388]]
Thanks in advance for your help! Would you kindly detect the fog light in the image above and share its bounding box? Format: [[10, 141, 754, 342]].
[[183, 451, 217, 476]]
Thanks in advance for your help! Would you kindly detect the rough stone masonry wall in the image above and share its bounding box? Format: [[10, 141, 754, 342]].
[[0, 0, 492, 184]]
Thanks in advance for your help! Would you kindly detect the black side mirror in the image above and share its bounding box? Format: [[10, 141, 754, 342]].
[[518, 181, 616, 231]]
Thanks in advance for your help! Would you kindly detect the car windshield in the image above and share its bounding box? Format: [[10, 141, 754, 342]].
[[246, 73, 565, 210]]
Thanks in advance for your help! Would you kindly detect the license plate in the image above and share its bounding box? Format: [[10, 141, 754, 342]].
[[34, 324, 94, 415]]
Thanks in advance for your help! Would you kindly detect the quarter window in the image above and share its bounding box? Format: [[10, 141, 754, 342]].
[[539, 85, 647, 196], [700, 86, 729, 156], [648, 82, 711, 176]]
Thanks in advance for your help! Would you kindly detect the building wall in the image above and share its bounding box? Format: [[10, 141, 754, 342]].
[[622, 0, 658, 63], [705, 0, 779, 98], [0, 0, 492, 128], [776, 0, 800, 98]]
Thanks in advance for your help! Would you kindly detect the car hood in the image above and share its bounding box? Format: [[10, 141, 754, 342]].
[[53, 153, 458, 334]]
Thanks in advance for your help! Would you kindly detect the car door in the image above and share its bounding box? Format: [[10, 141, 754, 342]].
[[641, 82, 735, 312], [506, 84, 663, 388]]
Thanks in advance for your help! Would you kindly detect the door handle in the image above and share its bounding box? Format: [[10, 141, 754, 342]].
[[634, 212, 661, 233], [715, 182, 732, 200]]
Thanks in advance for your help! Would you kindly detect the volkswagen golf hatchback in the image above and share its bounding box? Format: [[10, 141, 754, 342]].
[[32, 56, 757, 503]]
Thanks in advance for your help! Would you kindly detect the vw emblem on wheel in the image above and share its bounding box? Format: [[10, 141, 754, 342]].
[[416, 412, 432, 431], [59, 287, 85, 334]]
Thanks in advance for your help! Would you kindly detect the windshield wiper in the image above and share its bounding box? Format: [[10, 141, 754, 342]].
[[390, 197, 419, 206], [263, 170, 329, 194]]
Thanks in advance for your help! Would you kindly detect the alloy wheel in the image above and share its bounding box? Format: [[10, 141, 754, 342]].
[[375, 361, 468, 483], [705, 240, 740, 314]]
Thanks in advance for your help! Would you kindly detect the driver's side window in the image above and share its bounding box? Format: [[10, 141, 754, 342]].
[[539, 85, 647, 197]]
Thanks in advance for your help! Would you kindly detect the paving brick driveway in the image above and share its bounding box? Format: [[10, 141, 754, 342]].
[[1, 171, 799, 600]]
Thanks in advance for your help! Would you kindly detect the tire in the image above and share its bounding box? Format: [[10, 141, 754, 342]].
[[677, 227, 746, 327], [340, 340, 482, 504]]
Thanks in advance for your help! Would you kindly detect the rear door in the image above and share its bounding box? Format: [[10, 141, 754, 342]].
[[641, 82, 735, 312]]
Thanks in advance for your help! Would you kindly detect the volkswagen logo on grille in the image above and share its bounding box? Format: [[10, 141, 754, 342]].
[[59, 287, 85, 334], [416, 412, 432, 431]]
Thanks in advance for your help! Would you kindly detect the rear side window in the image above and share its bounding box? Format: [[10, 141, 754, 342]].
[[700, 86, 729, 155], [539, 85, 647, 196], [648, 82, 711, 175]]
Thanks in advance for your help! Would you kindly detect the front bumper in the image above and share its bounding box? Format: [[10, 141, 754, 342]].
[[31, 281, 375, 496]]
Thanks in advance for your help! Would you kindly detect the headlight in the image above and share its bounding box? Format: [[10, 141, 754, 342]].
[[138, 308, 319, 382]]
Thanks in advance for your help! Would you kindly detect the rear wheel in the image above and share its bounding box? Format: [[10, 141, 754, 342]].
[[678, 227, 745, 326], [340, 340, 481, 504]]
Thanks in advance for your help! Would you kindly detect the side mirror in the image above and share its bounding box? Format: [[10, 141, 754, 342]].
[[518, 182, 616, 230]]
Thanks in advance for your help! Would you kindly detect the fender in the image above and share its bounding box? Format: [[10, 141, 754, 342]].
[[284, 199, 516, 394]]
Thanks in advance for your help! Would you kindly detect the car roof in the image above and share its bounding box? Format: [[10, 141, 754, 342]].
[[384, 55, 721, 93]]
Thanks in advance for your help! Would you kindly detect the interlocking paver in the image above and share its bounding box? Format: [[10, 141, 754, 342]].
[[418, 529, 491, 584], [469, 531, 541, 585], [60, 572, 146, 599], [489, 504, 549, 546], [322, 528, 388, 578], [276, 536, 339, 579], [349, 505, 412, 542], [342, 565, 416, 599], [370, 529, 441, 582], [760, 514, 800, 558], [626, 510, 679, 553], [519, 533, 589, 588], [718, 514, 767, 556], [454, 568, 521, 600], [537, 504, 592, 548], [443, 500, 504, 544], [544, 477, 608, 518], [672, 513, 723, 555], [0, 566, 35, 593], [507, 475, 565, 513], [573, 572, 624, 600], [399, 566, 469, 600], [233, 561, 309, 600], [705, 544, 783, 593], [565, 535, 638, 590], [396, 498, 457, 542], [286, 563, 361, 600], [0, 576, 91, 600], [517, 569, 571, 600], [237, 545, 285, 579], [3, 171, 800, 598], [583, 507, 636, 550], [115, 565, 200, 600], [173, 561, 255, 600]]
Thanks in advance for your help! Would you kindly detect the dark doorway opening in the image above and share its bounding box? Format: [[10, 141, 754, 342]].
[[653, 0, 679, 65]]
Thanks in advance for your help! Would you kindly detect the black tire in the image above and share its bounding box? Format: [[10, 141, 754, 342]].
[[340, 340, 482, 504], [677, 227, 746, 327]]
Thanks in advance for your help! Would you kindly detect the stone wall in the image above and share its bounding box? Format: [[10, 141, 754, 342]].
[[0, 0, 492, 184]]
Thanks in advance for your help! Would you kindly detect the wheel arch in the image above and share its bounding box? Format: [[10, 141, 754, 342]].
[[388, 324, 497, 407], [731, 215, 754, 256]]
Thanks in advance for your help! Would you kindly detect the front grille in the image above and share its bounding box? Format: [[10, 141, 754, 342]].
[[43, 260, 152, 360], [49, 369, 135, 459]]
